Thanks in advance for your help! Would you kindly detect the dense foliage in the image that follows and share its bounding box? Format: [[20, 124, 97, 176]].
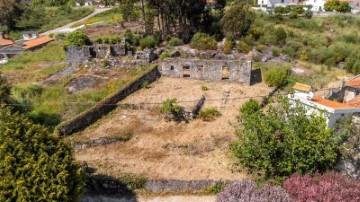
[[284, 172, 360, 201], [263, 68, 289, 87], [0, 107, 85, 201], [139, 35, 157, 49], [0, 74, 11, 104], [190, 32, 217, 50], [324, 0, 352, 12], [216, 180, 290, 202], [232, 97, 338, 179], [220, 2, 254, 39], [65, 30, 91, 47]]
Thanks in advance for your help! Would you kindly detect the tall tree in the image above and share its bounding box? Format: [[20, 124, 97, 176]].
[[0, 107, 85, 201], [0, 0, 24, 30]]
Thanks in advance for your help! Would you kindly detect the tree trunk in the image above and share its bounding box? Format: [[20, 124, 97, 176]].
[[140, 0, 146, 33]]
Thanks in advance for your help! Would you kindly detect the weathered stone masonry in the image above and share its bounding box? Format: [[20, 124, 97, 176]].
[[161, 58, 252, 85], [65, 43, 126, 66]]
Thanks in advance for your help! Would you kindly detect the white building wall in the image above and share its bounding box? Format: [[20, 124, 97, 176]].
[[23, 33, 38, 41]]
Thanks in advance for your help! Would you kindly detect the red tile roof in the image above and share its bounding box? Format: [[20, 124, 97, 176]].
[[347, 95, 360, 108], [345, 76, 360, 89], [22, 36, 54, 50], [312, 96, 355, 109], [0, 33, 14, 47]]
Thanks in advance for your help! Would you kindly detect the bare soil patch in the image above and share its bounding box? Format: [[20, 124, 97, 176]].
[[70, 77, 273, 181]]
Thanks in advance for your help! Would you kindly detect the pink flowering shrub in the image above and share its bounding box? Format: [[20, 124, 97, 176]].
[[216, 180, 291, 202], [284, 171, 360, 202]]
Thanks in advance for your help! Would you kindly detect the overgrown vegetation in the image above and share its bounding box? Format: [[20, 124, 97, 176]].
[[190, 33, 217, 50], [65, 30, 91, 48], [198, 107, 221, 121], [233, 97, 338, 181], [0, 107, 85, 201]]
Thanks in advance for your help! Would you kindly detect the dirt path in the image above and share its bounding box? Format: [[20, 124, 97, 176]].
[[42, 7, 111, 35]]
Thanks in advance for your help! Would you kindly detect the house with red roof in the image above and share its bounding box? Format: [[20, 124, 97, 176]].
[[0, 31, 54, 59], [289, 82, 360, 128]]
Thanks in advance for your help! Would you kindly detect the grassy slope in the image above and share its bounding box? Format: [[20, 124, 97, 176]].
[[71, 7, 122, 28], [1, 41, 151, 131], [9, 7, 94, 39], [253, 13, 358, 89]]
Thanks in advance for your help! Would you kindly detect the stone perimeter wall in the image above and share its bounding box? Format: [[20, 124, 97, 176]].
[[56, 66, 160, 137], [66, 43, 126, 66], [161, 58, 252, 85]]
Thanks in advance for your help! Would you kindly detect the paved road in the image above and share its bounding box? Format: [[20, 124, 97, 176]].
[[42, 7, 111, 35]]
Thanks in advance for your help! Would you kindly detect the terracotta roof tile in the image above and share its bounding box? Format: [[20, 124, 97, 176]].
[[22, 36, 54, 50], [345, 76, 360, 89], [293, 82, 312, 92], [312, 96, 355, 109], [0, 33, 14, 46], [347, 95, 360, 108]]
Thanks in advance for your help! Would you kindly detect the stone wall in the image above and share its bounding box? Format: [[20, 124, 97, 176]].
[[56, 66, 160, 137], [161, 58, 252, 85], [66, 43, 126, 66]]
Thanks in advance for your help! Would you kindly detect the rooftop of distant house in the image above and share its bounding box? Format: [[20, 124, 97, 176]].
[[22, 36, 54, 50], [345, 76, 360, 89], [312, 96, 355, 109], [0, 32, 15, 47], [293, 82, 312, 92], [347, 95, 360, 108]]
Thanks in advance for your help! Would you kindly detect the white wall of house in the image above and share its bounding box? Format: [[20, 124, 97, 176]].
[[258, 0, 298, 7], [304, 0, 326, 11], [23, 33, 38, 41]]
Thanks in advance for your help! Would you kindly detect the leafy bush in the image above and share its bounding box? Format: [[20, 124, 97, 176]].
[[169, 37, 184, 47], [274, 6, 292, 14], [223, 39, 234, 54], [232, 97, 338, 179], [284, 172, 360, 201], [124, 30, 139, 46], [273, 27, 287, 45], [272, 48, 280, 57], [64, 30, 90, 48], [236, 41, 251, 53], [201, 85, 209, 91], [324, 0, 351, 12], [216, 180, 291, 202], [263, 69, 288, 87], [199, 107, 221, 121], [292, 5, 305, 14], [0, 74, 11, 104], [95, 35, 122, 44], [159, 98, 181, 115], [0, 107, 85, 201], [190, 33, 217, 50], [118, 174, 147, 190], [140, 35, 157, 49], [304, 10, 313, 19], [160, 52, 171, 60], [240, 99, 261, 116], [289, 12, 297, 19], [141, 81, 150, 89]]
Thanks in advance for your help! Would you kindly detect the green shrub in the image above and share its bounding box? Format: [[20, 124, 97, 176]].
[[223, 39, 234, 54], [140, 35, 156, 49], [159, 98, 181, 115], [256, 44, 267, 53], [289, 12, 298, 19], [160, 52, 171, 60], [124, 30, 140, 45], [272, 48, 280, 57], [274, 6, 292, 14], [0, 74, 11, 104], [169, 37, 184, 47], [304, 10, 313, 19], [118, 174, 147, 190], [199, 107, 221, 121], [292, 6, 305, 14], [142, 81, 150, 89], [64, 30, 90, 48], [237, 41, 251, 53], [263, 69, 288, 87], [190, 33, 217, 50], [201, 85, 209, 91], [240, 99, 261, 116]]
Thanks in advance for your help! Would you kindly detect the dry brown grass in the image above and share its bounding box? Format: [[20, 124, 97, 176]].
[[69, 77, 273, 180]]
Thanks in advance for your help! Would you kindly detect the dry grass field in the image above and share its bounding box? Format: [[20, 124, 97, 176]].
[[68, 77, 273, 180]]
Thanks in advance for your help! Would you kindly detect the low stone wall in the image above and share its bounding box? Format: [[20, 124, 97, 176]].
[[56, 66, 160, 137], [161, 58, 252, 85], [66, 43, 126, 66]]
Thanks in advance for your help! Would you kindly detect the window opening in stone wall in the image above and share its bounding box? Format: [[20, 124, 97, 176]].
[[183, 65, 190, 77], [170, 66, 174, 70], [222, 66, 230, 80]]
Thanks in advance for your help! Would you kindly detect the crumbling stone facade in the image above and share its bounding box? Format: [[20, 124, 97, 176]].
[[161, 58, 252, 85], [66, 42, 126, 66]]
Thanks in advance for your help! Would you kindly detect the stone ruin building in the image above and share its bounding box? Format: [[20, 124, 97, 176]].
[[161, 58, 252, 85]]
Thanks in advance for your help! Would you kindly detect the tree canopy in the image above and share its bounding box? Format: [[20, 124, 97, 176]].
[[232, 97, 339, 179], [0, 74, 11, 104], [0, 107, 85, 201], [324, 0, 352, 12]]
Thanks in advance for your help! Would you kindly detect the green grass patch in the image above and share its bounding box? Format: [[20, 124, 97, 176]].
[[71, 7, 122, 28]]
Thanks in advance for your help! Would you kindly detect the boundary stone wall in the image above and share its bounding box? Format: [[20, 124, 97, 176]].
[[56, 66, 160, 137], [161, 58, 252, 85]]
